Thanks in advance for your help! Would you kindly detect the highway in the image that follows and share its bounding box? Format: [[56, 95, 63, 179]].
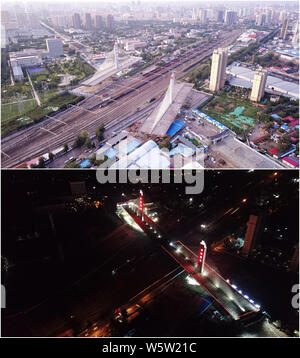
[[1, 30, 241, 168]]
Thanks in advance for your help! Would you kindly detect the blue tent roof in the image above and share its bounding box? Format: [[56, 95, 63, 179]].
[[271, 114, 281, 119], [167, 120, 186, 137], [79, 159, 91, 168]]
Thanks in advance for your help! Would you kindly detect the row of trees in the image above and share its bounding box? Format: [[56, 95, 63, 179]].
[[1, 48, 10, 85], [73, 130, 94, 149], [188, 63, 211, 84], [72, 124, 105, 149], [33, 124, 106, 168]]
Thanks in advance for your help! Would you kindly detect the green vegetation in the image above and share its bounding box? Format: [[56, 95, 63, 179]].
[[46, 57, 95, 86], [1, 48, 11, 85], [89, 153, 108, 167], [64, 160, 80, 168], [39, 89, 60, 104], [187, 62, 211, 88], [187, 137, 201, 147], [201, 92, 262, 135], [96, 124, 105, 142], [1, 92, 83, 136], [1, 81, 33, 104], [73, 130, 92, 149], [253, 52, 281, 67], [264, 97, 299, 118], [159, 138, 172, 150], [1, 100, 37, 122], [30, 68, 61, 90], [30, 157, 46, 168]]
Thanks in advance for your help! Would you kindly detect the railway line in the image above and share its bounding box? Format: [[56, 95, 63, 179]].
[[1, 31, 241, 167]]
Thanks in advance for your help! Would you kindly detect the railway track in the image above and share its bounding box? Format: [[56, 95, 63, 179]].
[[1, 32, 241, 167]]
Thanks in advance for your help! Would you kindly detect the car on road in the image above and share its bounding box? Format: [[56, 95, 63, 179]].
[[114, 303, 142, 323]]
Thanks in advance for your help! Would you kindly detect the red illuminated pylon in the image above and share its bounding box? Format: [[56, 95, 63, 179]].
[[139, 190, 144, 219], [198, 240, 207, 274]]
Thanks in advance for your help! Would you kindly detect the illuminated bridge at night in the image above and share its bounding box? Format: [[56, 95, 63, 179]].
[[117, 192, 265, 326]]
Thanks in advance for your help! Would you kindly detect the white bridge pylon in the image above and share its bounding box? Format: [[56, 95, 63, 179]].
[[100, 41, 119, 70], [114, 42, 119, 70], [150, 72, 175, 134]]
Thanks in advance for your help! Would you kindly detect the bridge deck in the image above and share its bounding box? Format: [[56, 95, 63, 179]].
[[162, 241, 259, 320], [120, 202, 260, 321]]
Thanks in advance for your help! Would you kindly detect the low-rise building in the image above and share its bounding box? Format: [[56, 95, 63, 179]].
[[12, 65, 24, 81], [282, 156, 299, 168]]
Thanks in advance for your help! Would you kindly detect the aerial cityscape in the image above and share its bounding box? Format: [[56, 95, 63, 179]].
[[0, 0, 299, 342], [1, 169, 299, 337], [1, 0, 299, 169]]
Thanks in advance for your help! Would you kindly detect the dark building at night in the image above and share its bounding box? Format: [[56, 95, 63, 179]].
[[290, 244, 299, 272], [242, 214, 264, 257]]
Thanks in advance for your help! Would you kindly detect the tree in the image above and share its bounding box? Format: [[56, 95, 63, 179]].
[[63, 143, 69, 153], [159, 139, 172, 151], [96, 124, 105, 142], [277, 111, 286, 118], [89, 153, 108, 166], [64, 161, 79, 168], [48, 152, 54, 161], [73, 134, 85, 148], [38, 157, 45, 168], [260, 113, 270, 122], [85, 136, 92, 149], [73, 130, 89, 148]]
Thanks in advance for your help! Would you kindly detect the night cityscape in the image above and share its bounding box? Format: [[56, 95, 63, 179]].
[[0, 0, 299, 348], [1, 169, 299, 337]]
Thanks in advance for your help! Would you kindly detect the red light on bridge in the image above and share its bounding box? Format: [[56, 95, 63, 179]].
[[198, 241, 207, 274], [139, 190, 144, 215]]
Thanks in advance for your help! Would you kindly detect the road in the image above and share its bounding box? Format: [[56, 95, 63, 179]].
[[26, 70, 41, 106], [79, 266, 185, 337], [1, 30, 241, 168]]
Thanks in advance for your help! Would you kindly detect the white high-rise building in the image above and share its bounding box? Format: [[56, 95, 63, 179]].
[[199, 9, 207, 23], [250, 69, 267, 102], [224, 10, 236, 25], [292, 20, 299, 44], [280, 18, 289, 40], [46, 38, 64, 58], [209, 48, 228, 92]]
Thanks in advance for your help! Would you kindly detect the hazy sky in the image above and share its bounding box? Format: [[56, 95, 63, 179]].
[[3, 0, 296, 3]]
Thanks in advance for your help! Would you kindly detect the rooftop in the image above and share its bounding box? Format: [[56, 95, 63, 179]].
[[227, 65, 299, 99]]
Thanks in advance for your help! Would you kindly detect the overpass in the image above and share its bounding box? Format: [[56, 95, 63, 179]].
[[118, 195, 264, 325]]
